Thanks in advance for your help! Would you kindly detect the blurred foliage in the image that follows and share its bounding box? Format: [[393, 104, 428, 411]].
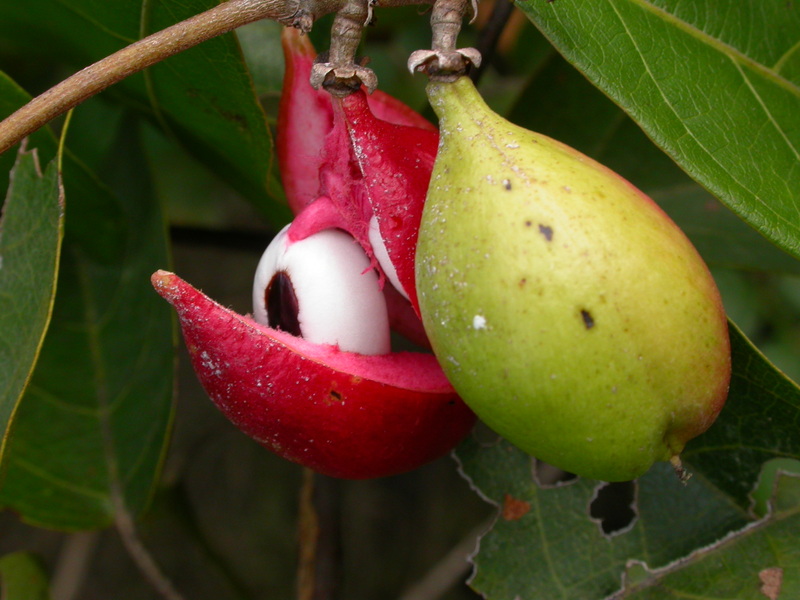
[[0, 0, 798, 599]]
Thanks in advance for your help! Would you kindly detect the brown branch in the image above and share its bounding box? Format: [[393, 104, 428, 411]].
[[51, 531, 100, 600], [114, 502, 187, 600], [0, 0, 447, 156], [0, 0, 312, 156], [297, 469, 342, 600], [397, 521, 488, 600], [470, 0, 515, 84]]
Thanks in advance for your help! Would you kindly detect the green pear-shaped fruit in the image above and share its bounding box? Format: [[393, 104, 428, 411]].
[[416, 77, 731, 482]]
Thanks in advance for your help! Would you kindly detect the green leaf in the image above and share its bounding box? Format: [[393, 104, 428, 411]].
[[0, 119, 174, 530], [0, 74, 57, 212], [516, 0, 800, 260], [683, 324, 800, 508], [505, 42, 800, 275], [457, 323, 800, 599], [749, 457, 800, 518], [620, 471, 800, 599], [142, 0, 288, 224], [0, 0, 288, 225], [457, 440, 748, 599], [237, 20, 286, 105], [0, 552, 52, 600], [0, 146, 64, 476]]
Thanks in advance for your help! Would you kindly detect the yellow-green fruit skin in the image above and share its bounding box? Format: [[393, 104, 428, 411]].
[[416, 77, 731, 482]]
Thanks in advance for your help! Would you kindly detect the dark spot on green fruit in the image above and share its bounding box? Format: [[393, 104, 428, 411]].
[[538, 224, 553, 241], [519, 278, 527, 287], [581, 309, 595, 330], [590, 481, 637, 536], [503, 179, 512, 190], [525, 220, 532, 227], [266, 271, 301, 336]]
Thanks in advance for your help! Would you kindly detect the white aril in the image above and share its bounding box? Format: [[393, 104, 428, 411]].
[[253, 225, 391, 355]]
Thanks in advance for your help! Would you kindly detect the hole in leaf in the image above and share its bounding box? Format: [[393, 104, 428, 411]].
[[589, 481, 637, 536], [533, 459, 577, 488]]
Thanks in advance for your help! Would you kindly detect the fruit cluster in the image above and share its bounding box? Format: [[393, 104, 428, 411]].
[[153, 29, 731, 482]]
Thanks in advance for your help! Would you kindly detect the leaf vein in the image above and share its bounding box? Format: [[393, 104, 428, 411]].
[[621, 0, 800, 97], [774, 38, 800, 74], [53, 0, 137, 45], [606, 0, 800, 234], [12, 455, 108, 501]]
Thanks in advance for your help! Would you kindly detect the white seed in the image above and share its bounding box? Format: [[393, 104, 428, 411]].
[[253, 225, 391, 355]]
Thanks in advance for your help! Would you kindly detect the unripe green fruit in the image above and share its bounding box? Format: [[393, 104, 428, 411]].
[[416, 77, 731, 482]]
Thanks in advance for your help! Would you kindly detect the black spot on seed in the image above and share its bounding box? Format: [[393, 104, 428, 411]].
[[266, 271, 302, 336], [538, 224, 553, 241], [581, 309, 595, 330]]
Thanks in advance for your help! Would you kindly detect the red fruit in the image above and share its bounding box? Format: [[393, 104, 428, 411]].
[[278, 29, 438, 314], [150, 29, 470, 479], [278, 28, 436, 215], [152, 271, 475, 479]]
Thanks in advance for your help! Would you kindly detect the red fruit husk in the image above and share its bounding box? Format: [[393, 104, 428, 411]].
[[278, 28, 436, 216], [278, 29, 438, 314], [152, 270, 476, 479], [338, 92, 438, 312], [277, 29, 333, 215], [282, 91, 438, 312]]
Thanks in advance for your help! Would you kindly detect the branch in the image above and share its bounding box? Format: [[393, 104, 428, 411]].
[[114, 503, 187, 600], [470, 0, 515, 84], [50, 531, 100, 600], [0, 0, 452, 156], [398, 521, 488, 600], [0, 0, 334, 156], [297, 469, 342, 600]]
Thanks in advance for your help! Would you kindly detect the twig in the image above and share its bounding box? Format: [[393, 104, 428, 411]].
[[397, 522, 489, 600], [0, 0, 442, 156], [0, 0, 301, 156], [470, 0, 515, 84], [114, 503, 187, 600], [50, 531, 100, 600], [297, 469, 342, 600]]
